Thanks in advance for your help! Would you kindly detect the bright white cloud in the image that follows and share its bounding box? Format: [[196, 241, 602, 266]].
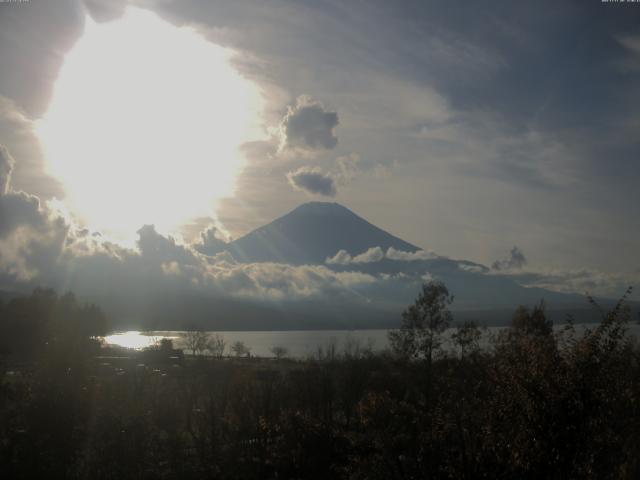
[[327, 246, 436, 265], [386, 247, 437, 261]]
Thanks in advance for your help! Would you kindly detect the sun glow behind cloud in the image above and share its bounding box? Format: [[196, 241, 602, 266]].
[[36, 8, 265, 242]]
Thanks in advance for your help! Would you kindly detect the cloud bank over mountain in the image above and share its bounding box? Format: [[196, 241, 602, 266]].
[[0, 146, 378, 314], [0, 136, 636, 330]]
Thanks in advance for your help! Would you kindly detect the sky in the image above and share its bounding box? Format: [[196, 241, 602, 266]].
[[0, 0, 639, 312]]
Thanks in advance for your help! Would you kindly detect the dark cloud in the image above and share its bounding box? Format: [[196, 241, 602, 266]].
[[492, 246, 527, 271], [287, 167, 336, 197], [194, 225, 228, 256], [285, 154, 363, 198], [0, 147, 68, 282], [281, 96, 339, 151], [137, 225, 198, 266], [0, 190, 47, 240], [0, 145, 14, 195], [0, 145, 53, 241], [0, 0, 84, 116], [83, 0, 126, 23]]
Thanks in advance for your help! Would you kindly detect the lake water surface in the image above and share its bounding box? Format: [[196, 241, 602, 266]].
[[104, 324, 640, 359]]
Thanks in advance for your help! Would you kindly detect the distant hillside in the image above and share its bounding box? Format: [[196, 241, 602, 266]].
[[225, 202, 420, 264], [0, 289, 23, 303]]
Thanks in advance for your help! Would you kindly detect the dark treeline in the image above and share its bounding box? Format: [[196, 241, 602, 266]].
[[1, 284, 640, 479], [0, 288, 107, 360]]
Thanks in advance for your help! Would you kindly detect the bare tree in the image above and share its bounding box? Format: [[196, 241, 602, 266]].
[[342, 336, 375, 359], [231, 340, 250, 358], [207, 333, 226, 358], [182, 330, 210, 356], [270, 345, 288, 359]]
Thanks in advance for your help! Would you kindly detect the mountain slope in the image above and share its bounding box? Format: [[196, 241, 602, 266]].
[[189, 201, 622, 323], [226, 202, 420, 264]]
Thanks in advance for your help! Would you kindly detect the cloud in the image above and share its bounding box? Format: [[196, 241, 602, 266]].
[[327, 246, 435, 265], [136, 225, 198, 266], [0, 1, 84, 116], [0, 147, 384, 305], [2, 0, 638, 284], [421, 272, 435, 283], [336, 153, 361, 185], [0, 147, 70, 281], [83, 0, 127, 23], [280, 96, 339, 151], [457, 263, 487, 274], [492, 246, 527, 271], [0, 216, 381, 304], [0, 158, 379, 304], [386, 247, 437, 261], [0, 145, 14, 195], [353, 246, 385, 263], [286, 166, 337, 197], [497, 267, 639, 301], [286, 153, 362, 197], [195, 261, 377, 302], [75, 232, 379, 303], [194, 225, 229, 256], [0, 146, 636, 311], [0, 145, 61, 244], [325, 249, 353, 265], [0, 97, 64, 200], [616, 34, 640, 72]]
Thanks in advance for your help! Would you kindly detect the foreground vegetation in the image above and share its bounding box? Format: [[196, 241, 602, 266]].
[[1, 285, 639, 479]]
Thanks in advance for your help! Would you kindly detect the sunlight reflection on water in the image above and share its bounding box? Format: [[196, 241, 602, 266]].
[[103, 331, 177, 350]]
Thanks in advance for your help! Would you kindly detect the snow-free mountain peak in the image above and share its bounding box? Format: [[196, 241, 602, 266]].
[[225, 202, 420, 265]]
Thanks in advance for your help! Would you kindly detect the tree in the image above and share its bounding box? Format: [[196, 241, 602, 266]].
[[452, 320, 482, 360], [0, 288, 108, 359], [158, 338, 174, 353], [182, 330, 210, 356], [270, 345, 288, 360], [388, 281, 453, 364], [511, 301, 552, 337], [231, 340, 250, 358], [207, 333, 226, 358]]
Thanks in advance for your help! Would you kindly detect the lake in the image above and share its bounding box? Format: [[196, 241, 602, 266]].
[[104, 324, 640, 358]]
